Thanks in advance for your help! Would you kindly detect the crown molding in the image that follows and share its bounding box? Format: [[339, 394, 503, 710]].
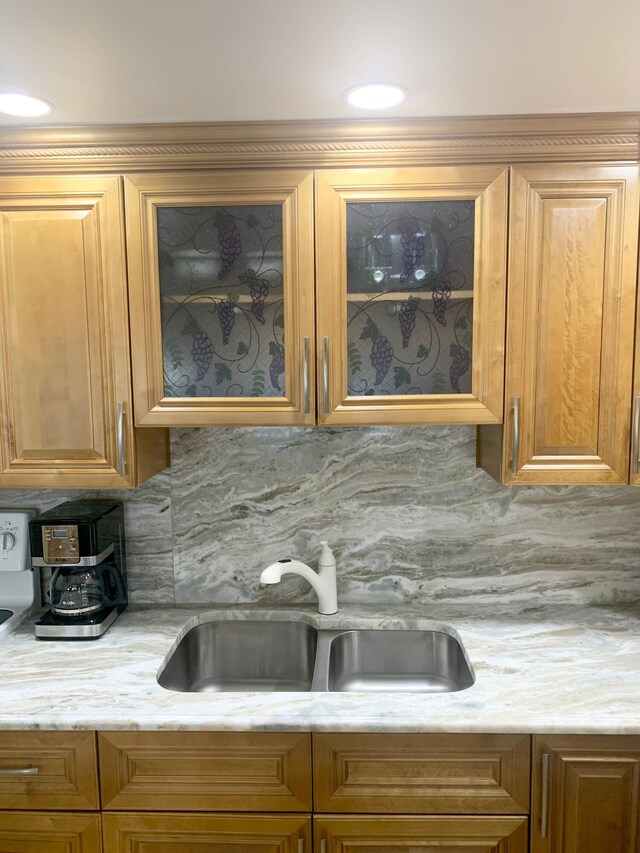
[[0, 112, 638, 173]]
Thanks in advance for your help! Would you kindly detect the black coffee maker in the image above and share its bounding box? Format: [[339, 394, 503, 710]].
[[30, 500, 127, 640]]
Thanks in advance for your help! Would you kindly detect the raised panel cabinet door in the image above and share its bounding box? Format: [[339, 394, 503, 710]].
[[102, 813, 311, 853], [315, 166, 508, 426], [125, 171, 315, 426], [0, 811, 101, 852], [0, 175, 168, 488], [0, 730, 99, 810], [313, 732, 530, 814], [532, 735, 640, 853], [99, 731, 312, 811], [477, 164, 640, 484], [315, 816, 529, 853]]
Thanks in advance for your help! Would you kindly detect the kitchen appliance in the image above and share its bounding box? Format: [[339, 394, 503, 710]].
[[0, 509, 39, 639], [30, 500, 127, 640]]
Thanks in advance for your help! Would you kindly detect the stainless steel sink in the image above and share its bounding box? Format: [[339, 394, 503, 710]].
[[158, 619, 474, 694], [158, 620, 318, 692], [327, 629, 474, 693]]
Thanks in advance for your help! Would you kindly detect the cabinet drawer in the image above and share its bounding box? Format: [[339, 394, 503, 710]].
[[315, 815, 528, 853], [99, 731, 312, 811], [0, 811, 101, 852], [313, 733, 531, 814], [0, 731, 99, 810], [103, 812, 311, 852]]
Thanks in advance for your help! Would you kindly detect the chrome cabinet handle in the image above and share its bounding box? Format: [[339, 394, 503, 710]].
[[511, 396, 520, 475], [297, 839, 304, 853], [116, 401, 126, 477], [632, 396, 640, 476], [322, 336, 329, 415], [320, 840, 327, 853], [0, 765, 38, 776], [541, 752, 550, 838], [302, 337, 310, 415]]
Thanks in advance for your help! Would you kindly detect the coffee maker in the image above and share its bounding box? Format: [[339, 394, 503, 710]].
[[30, 500, 127, 640]]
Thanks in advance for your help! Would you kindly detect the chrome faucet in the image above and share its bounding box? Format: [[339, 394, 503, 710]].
[[260, 541, 338, 615]]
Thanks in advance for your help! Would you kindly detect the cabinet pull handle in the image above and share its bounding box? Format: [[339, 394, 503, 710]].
[[320, 840, 327, 853], [322, 336, 330, 415], [297, 839, 304, 853], [541, 752, 550, 838], [632, 396, 640, 476], [511, 396, 520, 475], [0, 765, 38, 776], [302, 336, 310, 414], [116, 401, 126, 477]]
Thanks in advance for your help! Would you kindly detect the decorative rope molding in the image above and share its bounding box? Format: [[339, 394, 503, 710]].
[[0, 113, 638, 172]]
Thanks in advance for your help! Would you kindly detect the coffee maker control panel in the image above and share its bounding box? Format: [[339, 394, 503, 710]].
[[42, 525, 80, 564], [0, 510, 35, 573]]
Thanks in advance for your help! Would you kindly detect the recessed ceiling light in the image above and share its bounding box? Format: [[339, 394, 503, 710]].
[[345, 83, 408, 110], [0, 93, 53, 118]]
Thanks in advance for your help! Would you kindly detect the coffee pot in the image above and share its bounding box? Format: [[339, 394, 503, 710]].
[[50, 563, 123, 617]]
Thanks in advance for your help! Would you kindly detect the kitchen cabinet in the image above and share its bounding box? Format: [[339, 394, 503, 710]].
[[0, 175, 169, 488], [0, 812, 101, 852], [477, 164, 640, 485], [532, 734, 640, 853], [103, 813, 311, 852], [315, 816, 529, 853], [125, 166, 508, 428], [315, 166, 508, 425], [124, 170, 316, 426]]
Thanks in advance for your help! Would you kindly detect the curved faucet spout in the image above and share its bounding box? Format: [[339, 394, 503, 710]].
[[259, 544, 338, 615]]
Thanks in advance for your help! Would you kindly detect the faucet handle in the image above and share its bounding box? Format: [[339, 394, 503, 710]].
[[318, 541, 335, 568]]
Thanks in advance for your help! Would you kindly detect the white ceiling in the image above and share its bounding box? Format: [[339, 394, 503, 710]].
[[1, 0, 640, 126]]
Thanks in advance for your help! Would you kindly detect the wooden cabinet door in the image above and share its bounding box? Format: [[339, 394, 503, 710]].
[[0, 175, 168, 488], [315, 166, 508, 426], [103, 813, 310, 853], [478, 165, 640, 484], [125, 171, 315, 426], [0, 812, 101, 852], [315, 816, 528, 852], [532, 735, 640, 853]]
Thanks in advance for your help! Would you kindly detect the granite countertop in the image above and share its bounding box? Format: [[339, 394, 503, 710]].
[[0, 603, 639, 733]]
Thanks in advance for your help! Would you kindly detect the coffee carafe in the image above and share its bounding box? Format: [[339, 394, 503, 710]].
[[30, 500, 127, 640]]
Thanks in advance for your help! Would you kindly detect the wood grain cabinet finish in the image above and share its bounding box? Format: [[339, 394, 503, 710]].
[[0, 174, 169, 489], [315, 816, 529, 853], [532, 735, 640, 853], [313, 733, 530, 814], [315, 166, 508, 427], [124, 170, 315, 427], [0, 731, 99, 811], [102, 813, 311, 853], [478, 164, 640, 485], [99, 731, 312, 812], [0, 811, 102, 852]]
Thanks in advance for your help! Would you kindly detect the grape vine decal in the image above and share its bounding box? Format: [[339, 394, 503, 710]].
[[157, 204, 285, 397], [346, 199, 474, 396]]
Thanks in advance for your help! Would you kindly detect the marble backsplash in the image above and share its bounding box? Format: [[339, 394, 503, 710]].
[[2, 426, 640, 606]]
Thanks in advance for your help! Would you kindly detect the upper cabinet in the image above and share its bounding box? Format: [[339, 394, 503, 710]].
[[478, 164, 640, 485], [315, 166, 508, 425], [124, 171, 316, 426], [0, 175, 169, 488]]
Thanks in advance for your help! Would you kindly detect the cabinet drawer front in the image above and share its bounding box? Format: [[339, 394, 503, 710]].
[[315, 815, 529, 853], [103, 812, 311, 853], [0, 731, 99, 810], [313, 733, 530, 814], [99, 731, 312, 811], [0, 811, 101, 852]]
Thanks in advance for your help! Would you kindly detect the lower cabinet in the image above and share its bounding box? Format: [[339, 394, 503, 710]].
[[102, 813, 311, 852], [0, 811, 101, 852], [532, 735, 640, 853], [315, 816, 529, 852]]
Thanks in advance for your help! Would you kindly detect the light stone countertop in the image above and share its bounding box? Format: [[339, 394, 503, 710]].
[[0, 603, 639, 733]]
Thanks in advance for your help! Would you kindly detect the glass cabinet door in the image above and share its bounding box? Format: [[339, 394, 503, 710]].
[[125, 171, 315, 426], [315, 167, 508, 425]]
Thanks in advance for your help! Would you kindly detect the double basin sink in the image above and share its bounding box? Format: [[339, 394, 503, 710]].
[[158, 618, 474, 694]]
